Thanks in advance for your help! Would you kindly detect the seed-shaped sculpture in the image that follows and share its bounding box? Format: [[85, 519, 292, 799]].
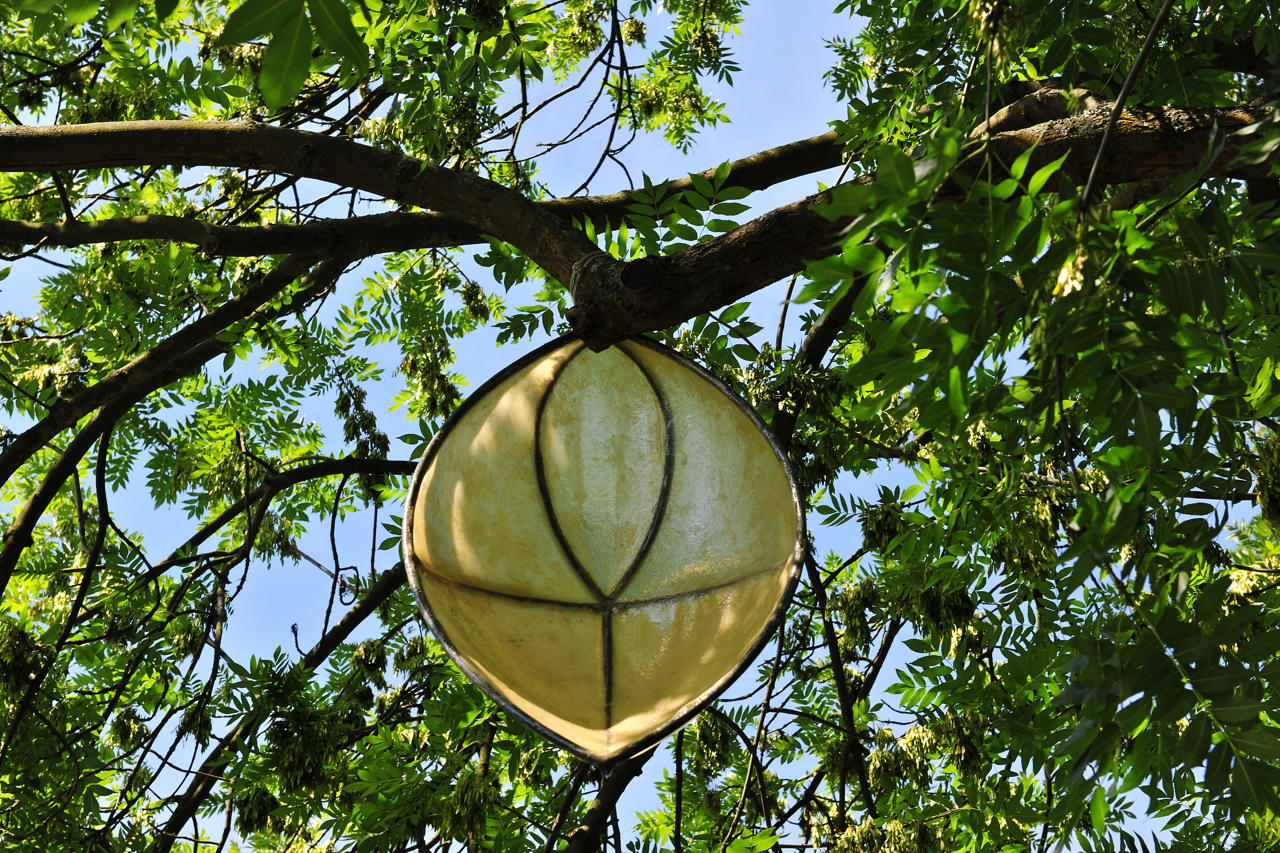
[[402, 335, 803, 764]]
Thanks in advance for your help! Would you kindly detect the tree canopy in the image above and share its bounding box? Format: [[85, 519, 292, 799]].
[[1, 0, 1280, 850]]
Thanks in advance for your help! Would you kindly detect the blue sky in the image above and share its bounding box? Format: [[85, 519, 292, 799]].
[[0, 1, 928, 843], [232, 1, 884, 839], [0, 2, 1194, 846], [224, 0, 872, 672]]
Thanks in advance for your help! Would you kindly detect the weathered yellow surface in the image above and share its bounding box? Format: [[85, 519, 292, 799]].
[[405, 337, 801, 763], [540, 345, 667, 595]]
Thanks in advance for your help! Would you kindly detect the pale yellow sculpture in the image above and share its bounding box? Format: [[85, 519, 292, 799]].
[[403, 336, 803, 764]]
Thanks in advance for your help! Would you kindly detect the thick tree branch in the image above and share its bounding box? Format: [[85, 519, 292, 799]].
[[550, 131, 845, 223], [0, 132, 844, 257], [980, 102, 1273, 186], [0, 211, 477, 256], [0, 121, 587, 280], [567, 188, 851, 348], [570, 99, 1275, 348], [0, 103, 1273, 351]]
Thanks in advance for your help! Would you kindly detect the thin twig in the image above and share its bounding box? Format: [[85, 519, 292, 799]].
[[1078, 0, 1178, 216]]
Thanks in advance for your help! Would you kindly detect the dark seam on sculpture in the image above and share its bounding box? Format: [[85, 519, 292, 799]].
[[421, 570, 602, 607], [609, 559, 789, 611], [605, 340, 675, 602], [420, 557, 789, 611], [533, 343, 607, 600]]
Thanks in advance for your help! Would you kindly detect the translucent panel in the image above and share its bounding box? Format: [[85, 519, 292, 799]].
[[539, 346, 667, 595], [405, 335, 802, 764], [420, 575, 609, 741], [618, 340, 798, 601], [410, 342, 595, 603], [608, 566, 793, 750]]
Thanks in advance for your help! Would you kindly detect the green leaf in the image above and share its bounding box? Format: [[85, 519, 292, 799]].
[[1191, 663, 1243, 697], [1027, 152, 1070, 196], [308, 0, 367, 69], [153, 0, 178, 19], [713, 159, 732, 187], [1206, 739, 1233, 790], [1212, 695, 1265, 724], [1133, 401, 1160, 453], [1238, 631, 1280, 663], [64, 0, 99, 24], [260, 9, 312, 109], [1231, 728, 1280, 761], [1008, 144, 1035, 181], [1090, 786, 1108, 834], [947, 366, 966, 419], [876, 146, 914, 197], [1177, 714, 1211, 764], [104, 0, 135, 29], [713, 185, 751, 201], [689, 173, 715, 198], [1232, 757, 1280, 813], [218, 0, 303, 45]]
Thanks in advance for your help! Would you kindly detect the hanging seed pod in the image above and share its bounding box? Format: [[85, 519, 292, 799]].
[[403, 335, 803, 764]]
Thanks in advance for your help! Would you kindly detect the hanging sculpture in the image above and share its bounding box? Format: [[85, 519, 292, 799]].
[[402, 335, 804, 764]]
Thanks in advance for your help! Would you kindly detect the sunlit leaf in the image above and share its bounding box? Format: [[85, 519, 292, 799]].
[[218, 0, 303, 45], [259, 8, 311, 109]]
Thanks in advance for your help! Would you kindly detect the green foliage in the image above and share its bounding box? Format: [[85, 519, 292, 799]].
[[2, 0, 1280, 849]]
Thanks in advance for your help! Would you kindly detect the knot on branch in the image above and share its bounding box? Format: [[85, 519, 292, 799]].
[[565, 251, 660, 351], [970, 86, 1109, 137]]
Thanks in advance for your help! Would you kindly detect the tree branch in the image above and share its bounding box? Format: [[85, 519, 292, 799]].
[[0, 105, 1272, 353], [569, 99, 1275, 348], [981, 101, 1272, 186], [0, 120, 591, 281], [561, 751, 653, 853], [0, 255, 349, 599], [153, 562, 409, 852], [0, 132, 844, 257], [566, 188, 853, 349], [0, 401, 127, 600]]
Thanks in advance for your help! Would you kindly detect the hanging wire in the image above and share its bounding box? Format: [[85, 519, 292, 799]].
[[1077, 0, 1179, 218]]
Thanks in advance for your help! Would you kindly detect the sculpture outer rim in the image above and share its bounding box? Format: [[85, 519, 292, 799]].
[[401, 332, 807, 767]]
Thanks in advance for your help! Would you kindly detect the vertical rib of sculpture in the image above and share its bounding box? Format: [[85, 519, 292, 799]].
[[403, 336, 804, 764]]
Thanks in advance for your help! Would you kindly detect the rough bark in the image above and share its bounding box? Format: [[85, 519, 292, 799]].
[[0, 101, 1273, 349], [981, 102, 1273, 187], [0, 131, 842, 257], [569, 99, 1274, 348]]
